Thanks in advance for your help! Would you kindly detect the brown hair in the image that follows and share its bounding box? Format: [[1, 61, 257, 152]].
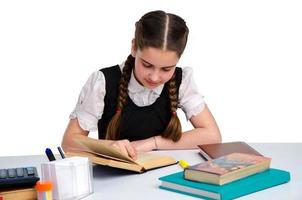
[[106, 10, 189, 142]]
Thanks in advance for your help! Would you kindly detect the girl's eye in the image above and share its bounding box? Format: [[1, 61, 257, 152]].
[[142, 63, 152, 68], [162, 68, 172, 72]]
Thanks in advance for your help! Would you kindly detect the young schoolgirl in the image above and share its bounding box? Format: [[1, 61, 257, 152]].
[[61, 10, 221, 159]]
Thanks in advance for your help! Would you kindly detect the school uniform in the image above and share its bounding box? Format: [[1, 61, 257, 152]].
[[70, 63, 205, 141]]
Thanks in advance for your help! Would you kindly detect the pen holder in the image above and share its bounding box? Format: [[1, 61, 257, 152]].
[[41, 157, 93, 200]]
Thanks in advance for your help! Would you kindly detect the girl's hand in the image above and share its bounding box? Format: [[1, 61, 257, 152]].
[[110, 139, 137, 160], [131, 137, 156, 153]]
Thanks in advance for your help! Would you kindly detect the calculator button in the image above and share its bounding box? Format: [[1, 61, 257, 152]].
[[0, 169, 7, 179], [0, 166, 39, 189], [8, 169, 16, 178], [26, 167, 35, 176], [16, 168, 24, 177]]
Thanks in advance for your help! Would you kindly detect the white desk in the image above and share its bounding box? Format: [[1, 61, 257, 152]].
[[1, 143, 301, 200]]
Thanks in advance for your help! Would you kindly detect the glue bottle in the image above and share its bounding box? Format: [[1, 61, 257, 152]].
[[35, 181, 53, 200]]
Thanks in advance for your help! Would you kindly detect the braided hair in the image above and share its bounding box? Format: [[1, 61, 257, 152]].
[[106, 10, 189, 142], [105, 55, 134, 140]]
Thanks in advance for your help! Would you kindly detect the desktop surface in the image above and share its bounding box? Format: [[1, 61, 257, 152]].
[[0, 143, 301, 200]]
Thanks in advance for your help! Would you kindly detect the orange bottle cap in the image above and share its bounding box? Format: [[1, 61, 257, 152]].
[[35, 181, 53, 191]]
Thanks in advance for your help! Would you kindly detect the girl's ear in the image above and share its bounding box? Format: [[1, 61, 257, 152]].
[[131, 39, 136, 57]]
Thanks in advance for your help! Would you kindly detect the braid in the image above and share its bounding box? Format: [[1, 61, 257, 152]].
[[162, 73, 182, 141], [117, 55, 133, 110], [105, 55, 135, 140]]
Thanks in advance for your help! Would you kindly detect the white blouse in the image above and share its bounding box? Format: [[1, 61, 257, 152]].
[[70, 64, 205, 132]]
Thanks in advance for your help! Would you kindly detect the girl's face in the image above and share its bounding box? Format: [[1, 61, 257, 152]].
[[132, 47, 179, 89]]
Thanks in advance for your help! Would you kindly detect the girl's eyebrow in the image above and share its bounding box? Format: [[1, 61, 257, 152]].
[[141, 58, 154, 66], [141, 58, 176, 68]]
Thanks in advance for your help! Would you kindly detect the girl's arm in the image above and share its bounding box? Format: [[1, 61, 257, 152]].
[[62, 119, 109, 152], [61, 118, 137, 159], [156, 104, 221, 149], [131, 105, 221, 151]]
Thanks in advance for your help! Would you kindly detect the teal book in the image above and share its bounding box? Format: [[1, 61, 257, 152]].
[[159, 168, 290, 200]]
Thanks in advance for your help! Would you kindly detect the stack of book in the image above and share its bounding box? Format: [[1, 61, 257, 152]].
[[159, 142, 291, 200]]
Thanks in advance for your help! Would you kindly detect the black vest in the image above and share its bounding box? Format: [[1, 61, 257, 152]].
[[98, 65, 182, 141]]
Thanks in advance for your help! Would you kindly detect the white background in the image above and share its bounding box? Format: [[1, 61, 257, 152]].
[[0, 0, 301, 156]]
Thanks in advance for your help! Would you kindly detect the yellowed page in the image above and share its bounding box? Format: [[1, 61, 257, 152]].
[[74, 137, 137, 164], [82, 149, 134, 163], [136, 152, 177, 170], [66, 151, 143, 172]]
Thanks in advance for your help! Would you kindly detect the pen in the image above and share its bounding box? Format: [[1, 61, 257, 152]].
[[57, 146, 65, 159], [45, 148, 56, 161]]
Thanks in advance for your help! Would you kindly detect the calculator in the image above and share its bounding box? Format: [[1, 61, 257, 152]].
[[0, 167, 40, 189]]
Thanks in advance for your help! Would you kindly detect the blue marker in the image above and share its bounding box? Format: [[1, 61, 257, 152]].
[[45, 148, 56, 161]]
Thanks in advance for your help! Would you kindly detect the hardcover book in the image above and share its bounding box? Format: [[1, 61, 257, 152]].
[[159, 168, 290, 200], [66, 137, 177, 173], [0, 187, 36, 200], [184, 153, 271, 185], [198, 141, 262, 161]]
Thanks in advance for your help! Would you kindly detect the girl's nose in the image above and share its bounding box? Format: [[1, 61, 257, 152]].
[[149, 71, 160, 82]]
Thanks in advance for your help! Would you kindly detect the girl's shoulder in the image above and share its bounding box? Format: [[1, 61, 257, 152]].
[[87, 70, 105, 84], [178, 66, 194, 81]]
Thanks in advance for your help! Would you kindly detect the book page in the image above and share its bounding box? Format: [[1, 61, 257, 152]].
[[81, 149, 134, 163], [74, 137, 137, 164], [136, 152, 176, 170], [66, 151, 143, 172]]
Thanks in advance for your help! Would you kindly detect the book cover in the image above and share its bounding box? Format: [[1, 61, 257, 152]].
[[66, 137, 177, 173], [198, 141, 263, 161], [184, 153, 271, 185], [159, 168, 290, 200]]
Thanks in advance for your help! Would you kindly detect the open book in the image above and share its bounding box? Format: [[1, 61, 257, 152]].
[[66, 138, 177, 173]]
